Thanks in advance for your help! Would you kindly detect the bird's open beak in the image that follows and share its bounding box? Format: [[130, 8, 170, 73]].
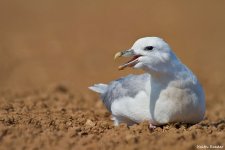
[[114, 49, 141, 70]]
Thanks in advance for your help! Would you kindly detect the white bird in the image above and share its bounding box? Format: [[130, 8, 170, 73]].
[[89, 37, 205, 128]]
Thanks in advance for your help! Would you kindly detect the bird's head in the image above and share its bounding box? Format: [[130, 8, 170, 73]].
[[115, 37, 178, 75]]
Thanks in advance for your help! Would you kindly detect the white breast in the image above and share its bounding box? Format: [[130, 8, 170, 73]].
[[151, 81, 205, 125]]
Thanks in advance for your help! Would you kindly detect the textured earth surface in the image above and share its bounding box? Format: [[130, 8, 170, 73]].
[[0, 0, 225, 150], [0, 84, 224, 150]]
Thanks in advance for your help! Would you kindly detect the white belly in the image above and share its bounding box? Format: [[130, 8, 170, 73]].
[[111, 91, 151, 125]]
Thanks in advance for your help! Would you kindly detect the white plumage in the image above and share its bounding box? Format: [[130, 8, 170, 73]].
[[89, 37, 205, 127]]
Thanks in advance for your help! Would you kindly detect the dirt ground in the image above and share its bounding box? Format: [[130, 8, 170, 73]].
[[0, 0, 225, 150], [0, 85, 224, 150]]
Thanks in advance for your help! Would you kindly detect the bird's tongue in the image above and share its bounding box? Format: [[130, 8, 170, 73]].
[[118, 55, 141, 70]]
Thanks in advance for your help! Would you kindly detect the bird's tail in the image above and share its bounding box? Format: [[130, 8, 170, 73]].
[[89, 83, 108, 94]]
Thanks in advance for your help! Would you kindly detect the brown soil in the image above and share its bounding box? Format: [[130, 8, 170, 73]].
[[0, 0, 225, 150], [0, 85, 224, 150]]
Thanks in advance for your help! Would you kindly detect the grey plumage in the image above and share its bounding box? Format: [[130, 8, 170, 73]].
[[101, 74, 150, 111]]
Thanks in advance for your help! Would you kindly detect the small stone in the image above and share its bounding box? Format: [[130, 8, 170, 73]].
[[85, 119, 95, 127], [125, 134, 134, 141], [218, 123, 225, 130]]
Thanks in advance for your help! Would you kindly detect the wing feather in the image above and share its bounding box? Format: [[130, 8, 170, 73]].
[[101, 73, 150, 111]]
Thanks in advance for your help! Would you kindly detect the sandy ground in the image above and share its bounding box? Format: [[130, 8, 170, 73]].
[[0, 0, 225, 150], [0, 85, 224, 150]]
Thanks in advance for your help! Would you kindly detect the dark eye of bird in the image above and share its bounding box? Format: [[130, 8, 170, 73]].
[[144, 46, 154, 51]]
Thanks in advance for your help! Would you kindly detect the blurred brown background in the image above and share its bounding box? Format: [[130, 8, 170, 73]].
[[0, 1, 225, 149], [0, 0, 225, 93]]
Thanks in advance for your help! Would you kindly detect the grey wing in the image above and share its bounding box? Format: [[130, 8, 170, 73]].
[[101, 73, 150, 112]]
